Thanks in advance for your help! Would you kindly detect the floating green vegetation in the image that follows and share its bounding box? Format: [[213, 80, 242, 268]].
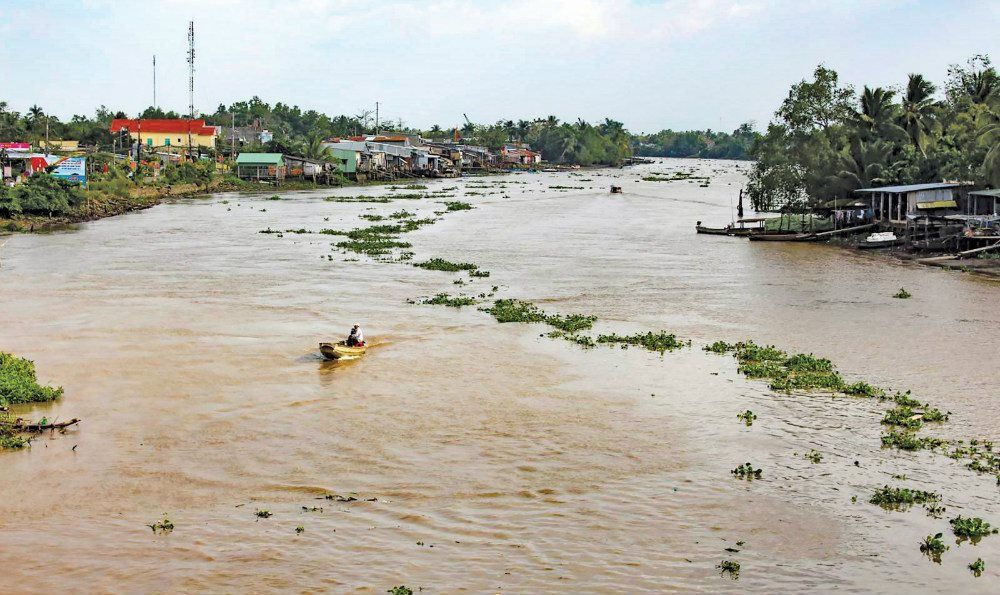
[[869, 485, 941, 510], [443, 201, 473, 211], [843, 381, 884, 398], [255, 509, 272, 518], [881, 430, 945, 451], [893, 288, 912, 299], [393, 184, 427, 190], [468, 269, 491, 278], [548, 185, 585, 190], [260, 227, 310, 235], [969, 558, 986, 577], [266, 194, 282, 200], [731, 462, 762, 480], [147, 514, 175, 534], [482, 299, 549, 324], [413, 258, 480, 273], [643, 173, 710, 182], [546, 330, 596, 348], [736, 410, 757, 426], [595, 332, 690, 353], [704, 340, 736, 354], [882, 405, 948, 430], [328, 196, 393, 203], [947, 439, 1000, 479], [716, 560, 740, 579], [950, 516, 998, 543], [388, 587, 413, 595], [920, 532, 948, 563], [419, 293, 476, 307], [295, 525, 305, 534], [390, 210, 415, 219], [924, 502, 947, 518], [0, 352, 63, 407], [804, 449, 823, 463], [360, 214, 385, 221], [546, 313, 597, 334]]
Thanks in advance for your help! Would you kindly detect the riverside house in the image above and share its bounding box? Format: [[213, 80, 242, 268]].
[[235, 153, 285, 182], [110, 118, 220, 156]]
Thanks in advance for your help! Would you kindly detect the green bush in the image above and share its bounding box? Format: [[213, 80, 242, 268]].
[[0, 352, 63, 407], [0, 173, 85, 217]]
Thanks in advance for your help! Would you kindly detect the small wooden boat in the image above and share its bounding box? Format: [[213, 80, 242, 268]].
[[610, 185, 623, 194], [319, 341, 366, 360], [695, 224, 733, 235], [748, 233, 821, 242]]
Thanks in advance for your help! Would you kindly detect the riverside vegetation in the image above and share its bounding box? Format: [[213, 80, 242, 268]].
[[0, 352, 66, 449]]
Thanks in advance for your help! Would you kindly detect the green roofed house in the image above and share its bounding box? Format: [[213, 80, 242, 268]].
[[235, 153, 286, 182]]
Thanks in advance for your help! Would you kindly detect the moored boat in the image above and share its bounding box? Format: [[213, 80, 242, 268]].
[[319, 341, 367, 360], [748, 232, 821, 242]]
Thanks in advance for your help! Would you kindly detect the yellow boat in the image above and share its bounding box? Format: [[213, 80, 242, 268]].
[[319, 341, 367, 360]]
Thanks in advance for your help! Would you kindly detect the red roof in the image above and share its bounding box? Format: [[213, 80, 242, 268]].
[[109, 118, 218, 136]]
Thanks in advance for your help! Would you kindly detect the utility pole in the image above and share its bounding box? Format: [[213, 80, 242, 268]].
[[187, 21, 195, 161], [231, 112, 236, 160], [375, 101, 379, 136], [153, 55, 157, 109]]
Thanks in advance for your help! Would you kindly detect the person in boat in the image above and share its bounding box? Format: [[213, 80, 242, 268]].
[[346, 324, 365, 347]]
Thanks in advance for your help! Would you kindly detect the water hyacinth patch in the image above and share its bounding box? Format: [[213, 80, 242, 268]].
[[920, 533, 948, 563], [442, 201, 473, 211], [595, 332, 690, 353], [869, 485, 940, 510], [419, 294, 476, 308], [881, 430, 945, 451], [736, 410, 757, 426], [893, 288, 912, 299], [950, 516, 998, 543], [413, 258, 480, 273], [969, 558, 986, 577], [731, 462, 762, 480]]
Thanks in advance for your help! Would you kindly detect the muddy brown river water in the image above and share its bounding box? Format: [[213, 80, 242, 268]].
[[1, 159, 999, 593]]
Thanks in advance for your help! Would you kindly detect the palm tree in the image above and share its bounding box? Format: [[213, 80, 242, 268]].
[[27, 105, 45, 131], [303, 134, 334, 162], [899, 74, 939, 154], [428, 124, 442, 136], [836, 138, 894, 190], [851, 87, 906, 146], [545, 115, 559, 128], [978, 113, 1000, 185], [963, 69, 999, 105]]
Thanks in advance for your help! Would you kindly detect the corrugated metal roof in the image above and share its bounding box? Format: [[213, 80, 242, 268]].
[[969, 188, 1000, 197], [855, 183, 964, 193], [236, 153, 283, 165]]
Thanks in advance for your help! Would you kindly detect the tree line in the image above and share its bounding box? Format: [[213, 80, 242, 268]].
[[747, 55, 1000, 212], [2, 96, 760, 167]]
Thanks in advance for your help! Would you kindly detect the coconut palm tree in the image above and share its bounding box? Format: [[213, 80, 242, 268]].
[[853, 87, 905, 141], [836, 138, 895, 191], [978, 112, 1000, 185], [303, 134, 334, 162], [899, 74, 939, 154]]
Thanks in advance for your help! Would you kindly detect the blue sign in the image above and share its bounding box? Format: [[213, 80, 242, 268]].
[[52, 157, 87, 187]]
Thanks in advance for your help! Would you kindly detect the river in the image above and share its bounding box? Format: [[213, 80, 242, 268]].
[[1, 158, 998, 593]]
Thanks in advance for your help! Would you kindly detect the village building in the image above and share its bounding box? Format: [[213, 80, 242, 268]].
[[855, 182, 972, 223], [109, 118, 220, 154], [966, 188, 1000, 216], [235, 153, 285, 182]]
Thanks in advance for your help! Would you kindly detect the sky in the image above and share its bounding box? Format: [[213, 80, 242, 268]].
[[1, 0, 998, 133]]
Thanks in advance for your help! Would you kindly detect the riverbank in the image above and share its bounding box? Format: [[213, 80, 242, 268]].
[[0, 176, 349, 233]]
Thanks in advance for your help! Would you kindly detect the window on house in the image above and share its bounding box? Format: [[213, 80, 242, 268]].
[[146, 138, 152, 146], [165, 138, 170, 146]]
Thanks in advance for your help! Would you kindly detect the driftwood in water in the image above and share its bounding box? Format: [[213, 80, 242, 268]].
[[1, 418, 81, 432]]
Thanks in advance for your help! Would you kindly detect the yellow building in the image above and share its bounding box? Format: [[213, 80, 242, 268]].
[[109, 118, 219, 151]]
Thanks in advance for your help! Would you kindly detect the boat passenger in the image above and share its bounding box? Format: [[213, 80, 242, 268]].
[[346, 324, 365, 347]]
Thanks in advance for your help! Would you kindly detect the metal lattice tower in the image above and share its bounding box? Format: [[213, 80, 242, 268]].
[[187, 21, 195, 118]]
